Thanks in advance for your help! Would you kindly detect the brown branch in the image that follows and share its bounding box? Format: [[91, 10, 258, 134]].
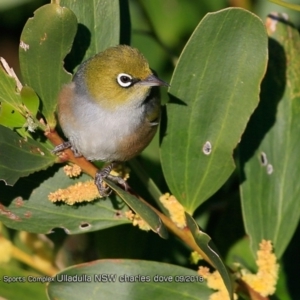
[[45, 129, 98, 178], [131, 191, 214, 266], [46, 128, 217, 269], [46, 128, 214, 265]]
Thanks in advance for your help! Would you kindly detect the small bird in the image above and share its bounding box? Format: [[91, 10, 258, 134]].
[[54, 45, 168, 195]]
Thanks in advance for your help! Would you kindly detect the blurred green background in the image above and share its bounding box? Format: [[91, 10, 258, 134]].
[[2, 0, 300, 84], [1, 0, 300, 299]]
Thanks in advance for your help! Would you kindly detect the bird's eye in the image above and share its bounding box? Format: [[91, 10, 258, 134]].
[[117, 73, 133, 87]]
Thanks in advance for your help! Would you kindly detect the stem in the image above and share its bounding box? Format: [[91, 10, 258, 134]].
[[269, 0, 300, 10], [134, 193, 214, 266], [46, 129, 214, 266], [45, 129, 98, 178], [36, 118, 47, 131]]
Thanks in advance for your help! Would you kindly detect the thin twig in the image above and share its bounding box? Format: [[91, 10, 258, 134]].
[[45, 129, 98, 179], [51, 0, 61, 5]]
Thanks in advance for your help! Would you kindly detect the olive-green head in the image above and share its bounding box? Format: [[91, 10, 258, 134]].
[[73, 45, 167, 109]]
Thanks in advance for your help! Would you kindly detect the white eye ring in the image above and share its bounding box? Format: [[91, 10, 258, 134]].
[[117, 73, 132, 87]]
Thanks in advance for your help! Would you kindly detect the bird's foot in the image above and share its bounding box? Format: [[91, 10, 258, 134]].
[[52, 141, 72, 153], [52, 141, 82, 157], [95, 163, 129, 197]]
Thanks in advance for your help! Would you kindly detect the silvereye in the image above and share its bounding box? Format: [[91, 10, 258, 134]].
[[54, 45, 168, 195]]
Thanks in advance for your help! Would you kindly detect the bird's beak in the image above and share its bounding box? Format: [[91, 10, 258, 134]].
[[138, 74, 170, 87]]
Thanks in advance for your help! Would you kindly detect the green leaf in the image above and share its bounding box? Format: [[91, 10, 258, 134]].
[[0, 62, 37, 131], [0, 167, 130, 234], [20, 86, 40, 116], [0, 266, 47, 300], [47, 259, 212, 300], [137, 0, 207, 47], [0, 60, 22, 108], [0, 102, 25, 128], [226, 237, 256, 271], [60, 0, 124, 72], [239, 13, 300, 258], [160, 8, 268, 213], [104, 179, 168, 239], [19, 3, 77, 127], [185, 213, 234, 300], [0, 125, 55, 185]]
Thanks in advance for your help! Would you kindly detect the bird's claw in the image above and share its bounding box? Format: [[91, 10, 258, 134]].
[[107, 174, 129, 191], [52, 141, 72, 154], [95, 164, 129, 197], [95, 170, 113, 197], [52, 141, 82, 157]]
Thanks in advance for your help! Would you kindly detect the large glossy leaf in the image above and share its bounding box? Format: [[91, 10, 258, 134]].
[[160, 8, 268, 213], [47, 259, 212, 300], [239, 13, 300, 258], [60, 0, 127, 72], [19, 3, 77, 127], [0, 167, 130, 234], [0, 125, 55, 186]]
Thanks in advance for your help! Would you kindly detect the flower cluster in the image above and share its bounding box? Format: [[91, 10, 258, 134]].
[[198, 239, 279, 299], [48, 164, 130, 205], [125, 210, 151, 231], [190, 250, 203, 265], [159, 193, 186, 228], [63, 164, 82, 177], [198, 266, 238, 300], [48, 180, 101, 204], [241, 239, 279, 297]]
